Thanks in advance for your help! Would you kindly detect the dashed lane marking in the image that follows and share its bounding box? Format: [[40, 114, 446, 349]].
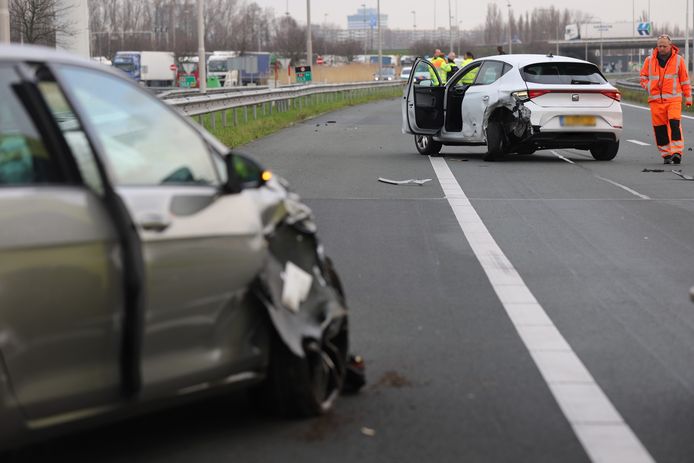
[[627, 139, 651, 146]]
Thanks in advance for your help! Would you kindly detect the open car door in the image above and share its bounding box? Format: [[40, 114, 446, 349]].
[[402, 58, 445, 135]]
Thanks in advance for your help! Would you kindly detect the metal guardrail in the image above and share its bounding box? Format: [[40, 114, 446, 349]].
[[155, 85, 269, 99], [164, 81, 405, 122], [615, 78, 644, 92]]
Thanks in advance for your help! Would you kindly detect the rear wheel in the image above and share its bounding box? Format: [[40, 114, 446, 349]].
[[266, 317, 348, 418], [590, 140, 619, 161], [484, 120, 507, 161], [414, 135, 442, 156]]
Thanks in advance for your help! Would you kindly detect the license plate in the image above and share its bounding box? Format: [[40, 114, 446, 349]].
[[560, 115, 596, 127]]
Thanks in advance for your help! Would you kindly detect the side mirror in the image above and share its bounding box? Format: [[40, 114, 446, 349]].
[[223, 151, 272, 193]]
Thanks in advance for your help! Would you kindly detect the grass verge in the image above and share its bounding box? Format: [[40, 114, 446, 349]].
[[202, 85, 403, 148]]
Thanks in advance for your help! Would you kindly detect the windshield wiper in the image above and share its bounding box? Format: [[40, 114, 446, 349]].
[[571, 79, 597, 85]]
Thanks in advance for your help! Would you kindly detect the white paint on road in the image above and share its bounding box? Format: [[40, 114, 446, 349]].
[[627, 139, 651, 146], [550, 151, 651, 200], [429, 156, 656, 463], [621, 102, 694, 121], [550, 150, 576, 164], [594, 175, 651, 200]]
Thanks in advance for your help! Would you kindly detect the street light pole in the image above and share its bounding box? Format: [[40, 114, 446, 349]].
[[377, 0, 381, 81], [686, 0, 690, 77], [448, 0, 452, 53], [0, 0, 9, 44], [361, 3, 367, 55], [306, 0, 312, 67], [197, 0, 206, 93], [507, 0, 512, 54]]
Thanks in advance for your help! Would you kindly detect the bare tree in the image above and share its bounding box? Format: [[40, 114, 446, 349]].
[[272, 14, 305, 62], [9, 0, 74, 46]]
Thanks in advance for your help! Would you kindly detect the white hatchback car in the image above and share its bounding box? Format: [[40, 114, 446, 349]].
[[401, 54, 623, 161]]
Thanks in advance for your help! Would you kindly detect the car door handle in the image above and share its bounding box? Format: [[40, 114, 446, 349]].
[[482, 96, 489, 101], [137, 213, 171, 232]]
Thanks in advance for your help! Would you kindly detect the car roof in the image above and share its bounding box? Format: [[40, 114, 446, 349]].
[[0, 44, 108, 70], [471, 54, 596, 68]]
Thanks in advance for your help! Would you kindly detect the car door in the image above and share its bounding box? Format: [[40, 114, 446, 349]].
[[443, 61, 484, 134], [462, 61, 508, 141], [49, 64, 268, 396], [0, 62, 125, 421], [402, 58, 445, 135]]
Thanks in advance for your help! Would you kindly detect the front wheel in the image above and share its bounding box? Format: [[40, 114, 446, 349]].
[[265, 318, 349, 418], [590, 140, 619, 161], [414, 135, 442, 156], [484, 120, 507, 161]]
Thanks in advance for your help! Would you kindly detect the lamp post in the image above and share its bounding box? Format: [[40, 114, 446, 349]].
[[0, 0, 9, 43], [361, 3, 367, 55], [411, 10, 416, 43], [306, 0, 312, 67], [197, 0, 206, 93], [377, 0, 381, 81], [448, 0, 453, 54], [507, 0, 512, 54]]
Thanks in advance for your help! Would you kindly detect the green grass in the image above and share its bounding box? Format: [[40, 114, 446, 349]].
[[200, 86, 403, 148]]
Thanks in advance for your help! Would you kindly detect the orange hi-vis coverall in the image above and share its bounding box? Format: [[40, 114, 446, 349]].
[[640, 44, 692, 159]]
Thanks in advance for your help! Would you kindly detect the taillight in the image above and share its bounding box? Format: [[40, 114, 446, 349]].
[[600, 90, 621, 101], [528, 89, 551, 99]]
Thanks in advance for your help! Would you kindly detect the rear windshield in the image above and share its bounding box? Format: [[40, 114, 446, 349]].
[[521, 62, 606, 85]]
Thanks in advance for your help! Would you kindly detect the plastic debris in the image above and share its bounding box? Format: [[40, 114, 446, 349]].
[[378, 177, 432, 186], [342, 354, 366, 394], [672, 170, 694, 180], [642, 168, 664, 172], [361, 427, 376, 437]]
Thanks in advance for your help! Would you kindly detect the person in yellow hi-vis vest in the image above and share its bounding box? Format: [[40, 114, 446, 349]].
[[428, 49, 452, 85]]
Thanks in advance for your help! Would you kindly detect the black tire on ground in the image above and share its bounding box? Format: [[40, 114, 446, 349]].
[[515, 146, 536, 155], [265, 317, 349, 418], [414, 135, 443, 156], [590, 141, 619, 161], [484, 120, 507, 161]]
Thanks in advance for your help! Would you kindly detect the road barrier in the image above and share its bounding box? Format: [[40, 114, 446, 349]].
[[165, 81, 405, 129]]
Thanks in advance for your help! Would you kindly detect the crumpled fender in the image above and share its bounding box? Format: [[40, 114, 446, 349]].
[[252, 226, 347, 358]]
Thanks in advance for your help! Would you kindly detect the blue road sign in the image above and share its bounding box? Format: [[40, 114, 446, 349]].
[[637, 22, 652, 36]]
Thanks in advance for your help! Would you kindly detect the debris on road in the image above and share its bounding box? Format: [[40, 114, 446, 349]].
[[672, 170, 694, 180], [342, 354, 366, 395], [361, 427, 376, 437], [326, 120, 337, 124], [446, 158, 469, 162], [642, 168, 665, 173], [378, 177, 432, 186]]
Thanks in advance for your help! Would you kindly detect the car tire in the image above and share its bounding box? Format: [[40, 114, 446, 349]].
[[414, 135, 442, 156], [266, 316, 349, 418], [590, 141, 619, 161], [484, 120, 507, 161], [515, 146, 536, 155]]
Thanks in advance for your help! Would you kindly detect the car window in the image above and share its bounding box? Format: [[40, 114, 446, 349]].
[[521, 62, 607, 85], [413, 60, 441, 87], [453, 62, 482, 87], [474, 61, 506, 85], [55, 65, 219, 187], [0, 65, 61, 186]]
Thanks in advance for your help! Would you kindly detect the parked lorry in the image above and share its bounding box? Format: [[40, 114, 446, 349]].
[[112, 51, 176, 87], [228, 52, 271, 85], [207, 51, 239, 86]]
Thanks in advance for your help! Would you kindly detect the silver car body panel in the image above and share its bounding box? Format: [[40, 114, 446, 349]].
[[0, 187, 123, 420], [115, 186, 267, 397]]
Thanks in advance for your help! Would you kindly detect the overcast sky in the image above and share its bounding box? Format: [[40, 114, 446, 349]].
[[255, 0, 689, 32]]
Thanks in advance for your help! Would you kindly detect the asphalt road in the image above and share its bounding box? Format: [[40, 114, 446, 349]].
[[12, 99, 694, 462]]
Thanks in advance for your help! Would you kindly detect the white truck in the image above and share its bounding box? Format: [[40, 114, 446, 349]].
[[112, 51, 176, 87], [207, 51, 239, 87]]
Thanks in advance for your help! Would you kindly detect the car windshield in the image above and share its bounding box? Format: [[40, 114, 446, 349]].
[[208, 60, 228, 72], [113, 61, 136, 73], [521, 62, 606, 85], [401, 68, 411, 75]]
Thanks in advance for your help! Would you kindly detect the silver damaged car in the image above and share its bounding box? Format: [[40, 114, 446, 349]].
[[0, 44, 360, 449]]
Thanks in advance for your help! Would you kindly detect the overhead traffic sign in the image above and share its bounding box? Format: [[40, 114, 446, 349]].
[[637, 22, 652, 36]]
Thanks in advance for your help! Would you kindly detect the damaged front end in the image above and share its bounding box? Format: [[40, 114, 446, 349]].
[[483, 92, 533, 150]]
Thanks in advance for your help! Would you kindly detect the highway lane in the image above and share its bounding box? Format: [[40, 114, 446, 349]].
[[10, 100, 694, 462]]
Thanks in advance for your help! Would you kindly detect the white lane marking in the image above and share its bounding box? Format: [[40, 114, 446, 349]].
[[594, 175, 651, 200], [429, 156, 655, 463], [621, 102, 694, 121], [627, 139, 651, 146], [551, 150, 576, 164], [550, 151, 651, 200]]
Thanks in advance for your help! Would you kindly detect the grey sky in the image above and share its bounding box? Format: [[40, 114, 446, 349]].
[[256, 0, 688, 32]]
